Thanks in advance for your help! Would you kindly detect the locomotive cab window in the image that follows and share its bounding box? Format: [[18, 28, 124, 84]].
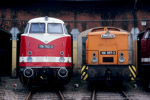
[[64, 24, 68, 34], [29, 23, 45, 33], [24, 23, 29, 33], [47, 23, 63, 34], [144, 31, 150, 39]]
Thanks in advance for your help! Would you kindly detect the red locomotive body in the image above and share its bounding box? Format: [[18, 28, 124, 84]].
[[19, 17, 72, 86], [141, 29, 150, 65], [138, 28, 150, 88]]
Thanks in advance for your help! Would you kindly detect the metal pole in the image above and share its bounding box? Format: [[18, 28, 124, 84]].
[[12, 39, 17, 77]]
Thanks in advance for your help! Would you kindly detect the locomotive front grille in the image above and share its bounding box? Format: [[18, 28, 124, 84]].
[[103, 57, 114, 62]]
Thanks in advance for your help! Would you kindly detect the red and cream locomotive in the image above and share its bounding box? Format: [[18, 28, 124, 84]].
[[138, 28, 150, 88], [19, 17, 72, 86]]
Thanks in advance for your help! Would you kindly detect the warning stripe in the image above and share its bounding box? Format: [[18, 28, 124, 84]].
[[129, 65, 136, 80], [86, 66, 88, 70], [81, 72, 86, 79], [132, 65, 136, 72], [81, 65, 88, 80], [81, 66, 86, 73], [131, 77, 134, 81], [129, 66, 136, 78], [129, 65, 136, 75], [81, 72, 87, 80], [81, 66, 88, 75], [83, 74, 88, 81]]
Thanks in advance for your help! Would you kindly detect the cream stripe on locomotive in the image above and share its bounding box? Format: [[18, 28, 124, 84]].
[[20, 57, 72, 63], [141, 58, 150, 62]]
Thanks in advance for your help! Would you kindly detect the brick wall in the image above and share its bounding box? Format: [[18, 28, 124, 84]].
[[0, 1, 149, 34]]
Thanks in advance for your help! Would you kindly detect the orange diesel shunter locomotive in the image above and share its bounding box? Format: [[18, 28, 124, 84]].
[[19, 17, 73, 86], [81, 27, 136, 84]]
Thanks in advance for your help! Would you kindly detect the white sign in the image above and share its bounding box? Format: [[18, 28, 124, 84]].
[[101, 34, 115, 38]]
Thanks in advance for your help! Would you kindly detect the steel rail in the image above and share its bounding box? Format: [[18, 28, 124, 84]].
[[58, 90, 65, 100], [120, 90, 131, 100], [25, 91, 32, 100], [91, 89, 96, 100], [91, 84, 96, 100]]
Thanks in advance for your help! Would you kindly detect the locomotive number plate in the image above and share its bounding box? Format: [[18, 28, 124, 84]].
[[100, 51, 116, 55], [38, 44, 54, 49]]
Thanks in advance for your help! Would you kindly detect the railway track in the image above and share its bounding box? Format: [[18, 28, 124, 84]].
[[58, 90, 65, 100], [25, 91, 33, 100], [25, 90, 66, 100], [0, 89, 5, 100], [91, 89, 131, 100], [120, 90, 130, 100]]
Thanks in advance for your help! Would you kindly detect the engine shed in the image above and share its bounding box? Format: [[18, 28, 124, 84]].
[[0, 0, 149, 77]]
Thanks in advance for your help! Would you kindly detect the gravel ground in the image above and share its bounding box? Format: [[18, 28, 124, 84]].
[[0, 77, 150, 100]]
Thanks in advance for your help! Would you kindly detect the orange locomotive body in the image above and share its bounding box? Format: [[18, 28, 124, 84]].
[[81, 27, 136, 83]]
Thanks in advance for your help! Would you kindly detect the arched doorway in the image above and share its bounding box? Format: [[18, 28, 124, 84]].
[[0, 28, 12, 76]]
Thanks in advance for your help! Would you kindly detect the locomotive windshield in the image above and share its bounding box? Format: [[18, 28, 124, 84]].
[[47, 23, 63, 34], [24, 22, 68, 34], [29, 23, 45, 33]]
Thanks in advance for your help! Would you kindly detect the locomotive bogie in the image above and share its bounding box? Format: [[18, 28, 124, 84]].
[[19, 67, 72, 86]]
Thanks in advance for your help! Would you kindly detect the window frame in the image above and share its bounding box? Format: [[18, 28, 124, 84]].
[[63, 24, 69, 34], [29, 23, 45, 34], [47, 23, 63, 34], [24, 23, 29, 34]]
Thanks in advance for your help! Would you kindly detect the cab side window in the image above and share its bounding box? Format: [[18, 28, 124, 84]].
[[24, 23, 29, 33], [144, 31, 150, 39], [64, 24, 68, 34]]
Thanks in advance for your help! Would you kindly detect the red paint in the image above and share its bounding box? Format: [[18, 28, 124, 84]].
[[19, 35, 72, 67], [141, 29, 150, 64], [20, 62, 72, 67]]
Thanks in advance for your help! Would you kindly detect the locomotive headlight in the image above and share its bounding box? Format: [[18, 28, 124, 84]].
[[91, 57, 97, 63], [58, 68, 68, 78], [27, 57, 32, 62], [59, 57, 65, 62], [119, 53, 125, 63], [119, 56, 125, 63], [23, 68, 33, 78]]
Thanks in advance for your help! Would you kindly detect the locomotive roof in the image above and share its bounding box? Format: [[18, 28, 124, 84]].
[[28, 17, 64, 24], [88, 27, 129, 35]]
